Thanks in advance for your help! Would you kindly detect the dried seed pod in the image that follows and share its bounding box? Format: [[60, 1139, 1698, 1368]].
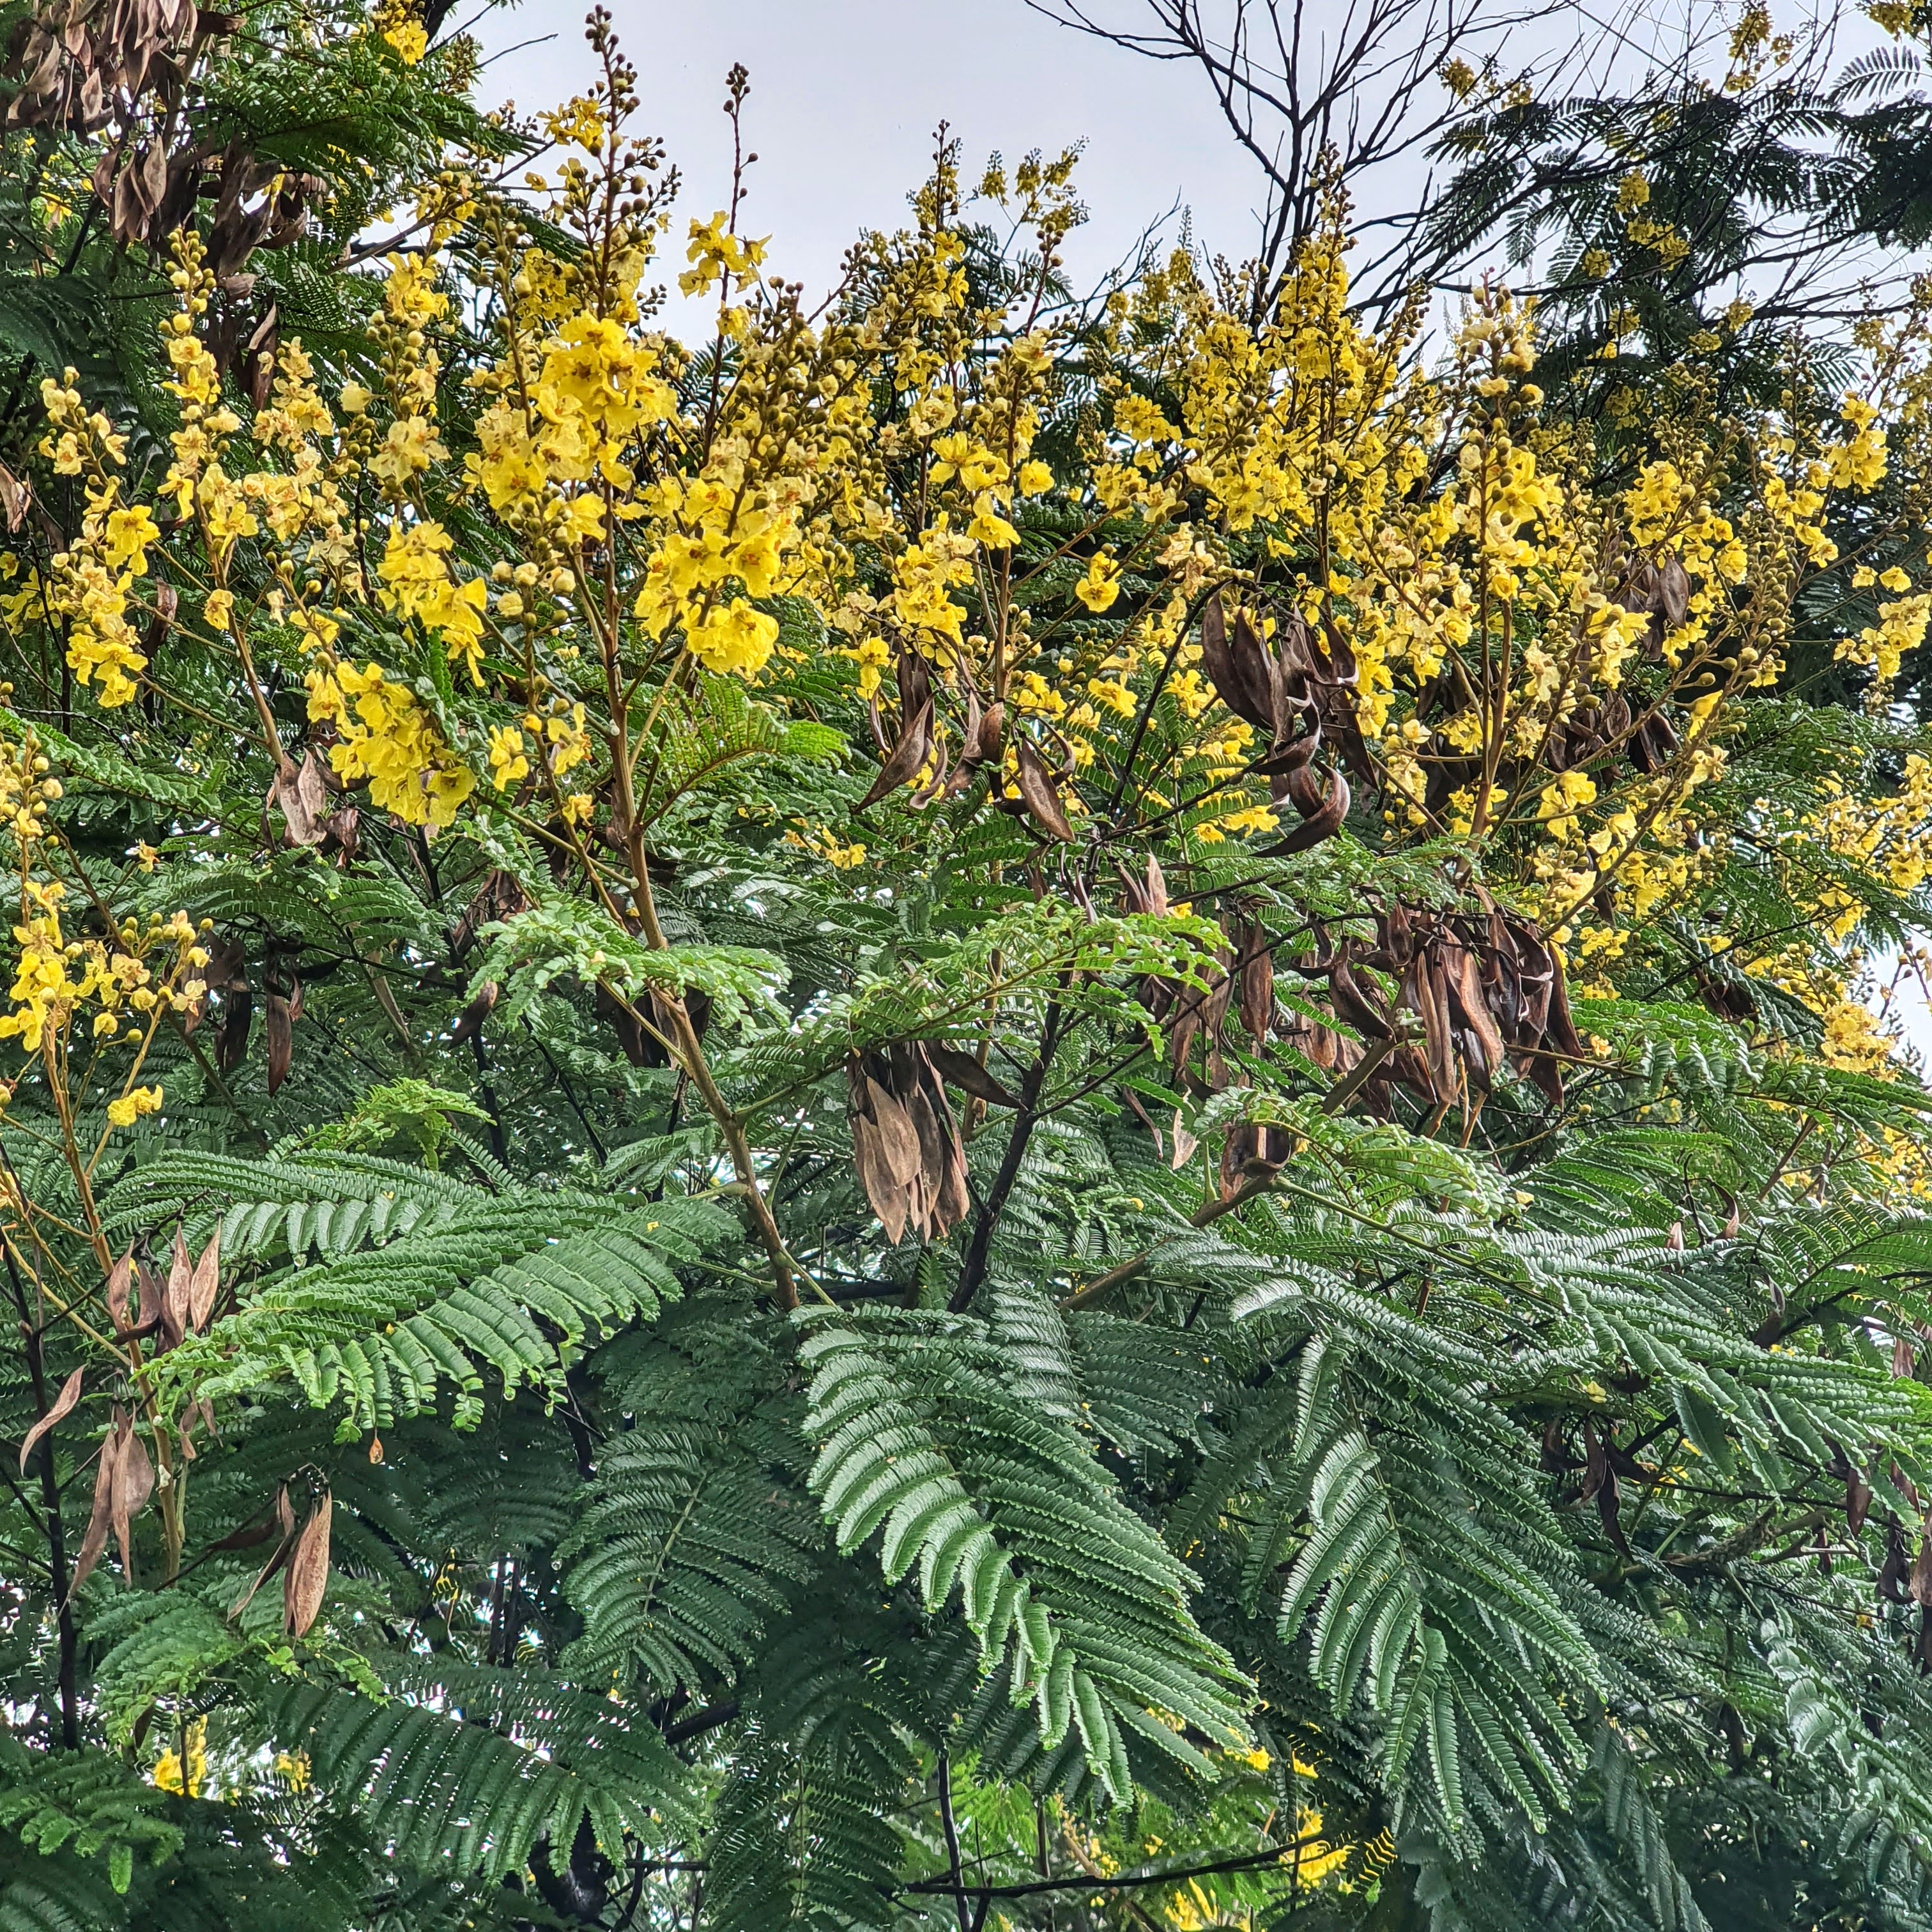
[[1882, 1518, 1911, 1602], [449, 979, 500, 1047], [188, 1229, 221, 1334], [970, 698, 1004, 770], [142, 580, 178, 663], [1199, 592, 1276, 733], [19, 1367, 82, 1473], [1218, 1120, 1297, 1199], [854, 696, 935, 813], [213, 965, 252, 1074], [111, 1411, 153, 1577], [1629, 711, 1680, 774], [231, 1485, 299, 1620], [924, 1042, 1018, 1109], [1265, 767, 1350, 857], [1401, 951, 1457, 1105], [135, 1256, 165, 1338], [1238, 919, 1274, 1043], [161, 1229, 192, 1351], [284, 1492, 332, 1638], [1012, 738, 1073, 841], [1655, 554, 1690, 630], [595, 981, 652, 1068], [847, 1054, 918, 1243], [269, 749, 328, 847], [264, 993, 293, 1094], [0, 461, 30, 534], [1440, 939, 1503, 1084], [318, 802, 360, 866], [105, 1248, 136, 1336], [67, 1423, 121, 1602], [847, 1046, 971, 1243]]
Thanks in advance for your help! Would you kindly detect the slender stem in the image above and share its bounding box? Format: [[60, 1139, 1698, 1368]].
[[4, 1241, 76, 1745]]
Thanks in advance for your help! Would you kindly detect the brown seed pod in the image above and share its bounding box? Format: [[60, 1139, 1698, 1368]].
[[854, 696, 934, 813], [67, 1423, 122, 1602], [111, 1410, 153, 1577], [269, 749, 328, 848], [449, 979, 500, 1047], [161, 1229, 192, 1351], [1012, 738, 1073, 841], [188, 1229, 221, 1334], [283, 1492, 332, 1638], [924, 1042, 1019, 1110], [19, 1367, 81, 1474], [264, 993, 292, 1093]]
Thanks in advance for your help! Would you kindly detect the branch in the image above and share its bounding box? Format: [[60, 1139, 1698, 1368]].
[[903, 1833, 1326, 1901]]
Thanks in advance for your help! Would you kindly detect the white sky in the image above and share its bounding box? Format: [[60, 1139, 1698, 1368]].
[[474, 0, 1293, 318]]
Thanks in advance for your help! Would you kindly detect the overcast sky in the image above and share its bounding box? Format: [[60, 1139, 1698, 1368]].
[[475, 0, 1291, 316]]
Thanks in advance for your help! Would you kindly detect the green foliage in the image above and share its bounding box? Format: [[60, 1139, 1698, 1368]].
[[6, 3, 1932, 1930]]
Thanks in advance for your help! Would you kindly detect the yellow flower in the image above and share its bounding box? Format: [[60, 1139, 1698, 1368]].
[[106, 1084, 164, 1129], [488, 724, 530, 790], [686, 598, 779, 678], [306, 660, 475, 829], [1075, 552, 1122, 613], [103, 503, 160, 575], [378, 522, 490, 683], [680, 211, 768, 297]]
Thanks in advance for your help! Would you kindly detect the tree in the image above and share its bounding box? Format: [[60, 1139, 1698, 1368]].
[[0, 4, 1930, 1931]]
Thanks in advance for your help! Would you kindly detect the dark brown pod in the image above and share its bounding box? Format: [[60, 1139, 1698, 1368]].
[[1013, 739, 1073, 841], [854, 698, 934, 813]]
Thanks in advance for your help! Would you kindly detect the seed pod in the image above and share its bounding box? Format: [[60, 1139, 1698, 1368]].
[[142, 581, 177, 661], [160, 1229, 191, 1350], [105, 1248, 137, 1336], [284, 1492, 332, 1638], [1882, 1518, 1910, 1602], [1012, 739, 1073, 841], [264, 993, 293, 1094], [970, 698, 1003, 769], [319, 803, 360, 866], [1238, 919, 1274, 1043], [232, 1485, 299, 1620], [135, 1256, 165, 1338], [1265, 768, 1350, 857], [111, 1411, 153, 1577], [1912, 1525, 1932, 1608], [449, 979, 500, 1047], [1199, 592, 1276, 733], [19, 1367, 81, 1473], [268, 749, 328, 848], [854, 696, 934, 813], [924, 1042, 1019, 1109], [67, 1423, 122, 1602], [1655, 554, 1690, 630], [188, 1229, 221, 1334], [0, 461, 31, 534]]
